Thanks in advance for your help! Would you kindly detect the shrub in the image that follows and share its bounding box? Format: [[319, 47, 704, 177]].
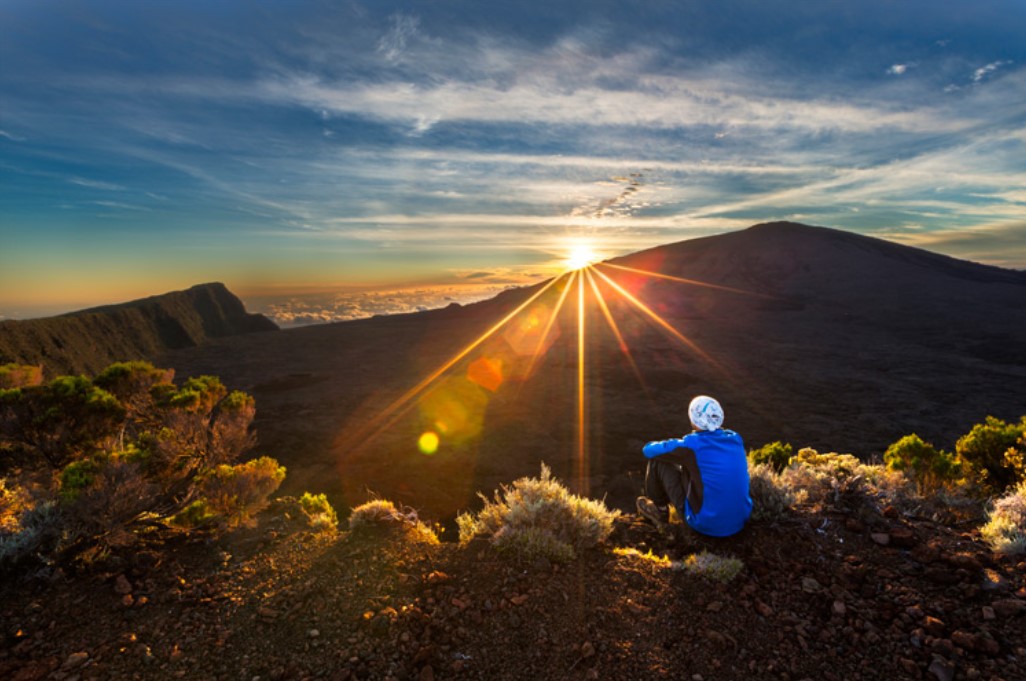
[[957, 416, 1026, 492], [980, 482, 1026, 555], [747, 462, 795, 520], [748, 441, 793, 473], [673, 551, 744, 582], [299, 492, 338, 531], [884, 434, 961, 493], [0, 364, 43, 389], [0, 500, 60, 569], [171, 500, 215, 529], [456, 464, 620, 563], [349, 499, 438, 543], [197, 457, 286, 529], [776, 447, 911, 510]]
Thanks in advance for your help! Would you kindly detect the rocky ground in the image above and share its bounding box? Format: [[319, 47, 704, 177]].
[[2, 493, 1024, 681]]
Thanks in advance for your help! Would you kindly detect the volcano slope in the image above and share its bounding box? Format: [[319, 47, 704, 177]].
[[2, 478, 1024, 681], [157, 222, 1026, 519]]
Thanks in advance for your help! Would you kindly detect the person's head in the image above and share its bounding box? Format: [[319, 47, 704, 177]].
[[688, 395, 724, 431]]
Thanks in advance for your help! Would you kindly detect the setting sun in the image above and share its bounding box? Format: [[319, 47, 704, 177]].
[[566, 245, 597, 271]]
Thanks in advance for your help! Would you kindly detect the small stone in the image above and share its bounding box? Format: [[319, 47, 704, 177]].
[[308, 629, 320, 638], [114, 575, 133, 595], [419, 665, 434, 681], [890, 528, 916, 548], [62, 652, 89, 670], [981, 606, 996, 620], [755, 601, 773, 617], [870, 533, 890, 546], [257, 607, 280, 620], [801, 577, 821, 593], [510, 594, 528, 606], [121, 594, 134, 607], [981, 569, 1009, 592], [581, 641, 595, 658], [832, 600, 846, 616], [991, 599, 1026, 617], [706, 601, 724, 612], [951, 630, 975, 650], [927, 657, 955, 681], [923, 616, 945, 636]]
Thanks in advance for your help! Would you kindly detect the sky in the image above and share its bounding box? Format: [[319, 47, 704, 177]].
[[2, 0, 1025, 324]]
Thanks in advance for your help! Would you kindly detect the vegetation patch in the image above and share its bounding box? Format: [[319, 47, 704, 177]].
[[673, 550, 744, 582], [349, 499, 438, 544], [457, 463, 619, 564], [981, 482, 1026, 555]]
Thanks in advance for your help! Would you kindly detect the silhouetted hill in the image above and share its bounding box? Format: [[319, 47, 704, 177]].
[[160, 223, 1026, 517], [0, 283, 277, 376]]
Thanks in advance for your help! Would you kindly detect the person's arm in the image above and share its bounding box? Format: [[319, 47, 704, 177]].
[[643, 438, 683, 458]]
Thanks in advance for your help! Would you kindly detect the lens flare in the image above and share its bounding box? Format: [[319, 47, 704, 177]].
[[418, 431, 440, 455]]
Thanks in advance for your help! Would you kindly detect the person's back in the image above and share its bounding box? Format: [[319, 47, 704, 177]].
[[637, 395, 752, 537]]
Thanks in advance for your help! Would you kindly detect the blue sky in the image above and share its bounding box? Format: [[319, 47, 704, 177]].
[[2, 0, 1025, 321]]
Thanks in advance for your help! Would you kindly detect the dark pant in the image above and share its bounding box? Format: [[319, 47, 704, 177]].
[[644, 453, 693, 517]]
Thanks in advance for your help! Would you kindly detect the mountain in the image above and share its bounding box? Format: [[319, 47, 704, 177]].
[[0, 282, 277, 376], [155, 223, 1026, 519]]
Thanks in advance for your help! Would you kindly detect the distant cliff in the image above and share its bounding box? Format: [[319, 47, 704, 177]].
[[0, 283, 277, 376]]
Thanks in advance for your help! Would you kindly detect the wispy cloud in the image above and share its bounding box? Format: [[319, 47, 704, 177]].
[[972, 60, 1013, 82], [70, 177, 125, 191], [377, 13, 421, 63]]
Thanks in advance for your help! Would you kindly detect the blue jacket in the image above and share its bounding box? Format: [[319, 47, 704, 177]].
[[643, 429, 752, 537]]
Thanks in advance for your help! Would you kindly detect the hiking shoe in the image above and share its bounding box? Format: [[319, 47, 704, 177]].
[[636, 497, 669, 528]]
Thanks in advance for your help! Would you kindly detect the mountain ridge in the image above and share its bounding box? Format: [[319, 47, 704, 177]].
[[0, 282, 277, 376]]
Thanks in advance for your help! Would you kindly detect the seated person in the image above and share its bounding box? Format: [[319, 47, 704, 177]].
[[636, 395, 752, 537]]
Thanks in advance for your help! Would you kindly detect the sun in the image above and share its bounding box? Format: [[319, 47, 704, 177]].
[[565, 244, 597, 271]]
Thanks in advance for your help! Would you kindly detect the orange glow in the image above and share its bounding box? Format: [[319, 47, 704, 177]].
[[522, 271, 576, 379], [591, 266, 720, 368], [584, 268, 645, 388], [600, 262, 775, 299], [418, 431, 440, 455], [467, 356, 504, 392], [576, 268, 588, 494]]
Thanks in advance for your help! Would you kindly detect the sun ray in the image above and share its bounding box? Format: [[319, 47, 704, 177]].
[[598, 262, 776, 299], [521, 269, 578, 380], [576, 266, 588, 494], [346, 274, 564, 447], [591, 266, 724, 371], [584, 267, 646, 389]]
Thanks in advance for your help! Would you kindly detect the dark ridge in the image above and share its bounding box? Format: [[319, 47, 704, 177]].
[[0, 283, 277, 376]]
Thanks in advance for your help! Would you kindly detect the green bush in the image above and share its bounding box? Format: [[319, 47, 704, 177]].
[[748, 441, 793, 473], [0, 364, 43, 389], [884, 433, 961, 493], [0, 361, 286, 567], [197, 456, 286, 529], [957, 416, 1026, 492], [456, 463, 620, 563], [299, 492, 338, 531], [980, 482, 1026, 555]]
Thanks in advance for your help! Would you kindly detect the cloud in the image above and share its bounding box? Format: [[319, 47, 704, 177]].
[[247, 283, 509, 327], [70, 177, 126, 191], [972, 60, 1012, 82], [377, 13, 420, 63], [887, 63, 910, 75], [0, 129, 26, 142], [885, 221, 1026, 268]]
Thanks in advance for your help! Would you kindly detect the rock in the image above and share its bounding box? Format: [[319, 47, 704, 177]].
[[801, 577, 821, 593], [981, 606, 996, 620], [122, 594, 134, 607], [870, 533, 890, 546], [756, 601, 773, 617], [923, 616, 945, 636], [510, 594, 528, 606], [951, 630, 975, 650], [62, 652, 89, 670], [706, 601, 724, 612], [890, 528, 916, 548], [927, 657, 955, 681], [991, 599, 1026, 617], [114, 575, 133, 595], [832, 600, 846, 616], [419, 665, 434, 681], [257, 607, 280, 620], [898, 658, 919, 676], [581, 641, 595, 658], [308, 629, 320, 638], [980, 569, 1009, 592]]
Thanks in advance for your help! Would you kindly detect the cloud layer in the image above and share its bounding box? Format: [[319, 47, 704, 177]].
[[2, 0, 1025, 317]]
